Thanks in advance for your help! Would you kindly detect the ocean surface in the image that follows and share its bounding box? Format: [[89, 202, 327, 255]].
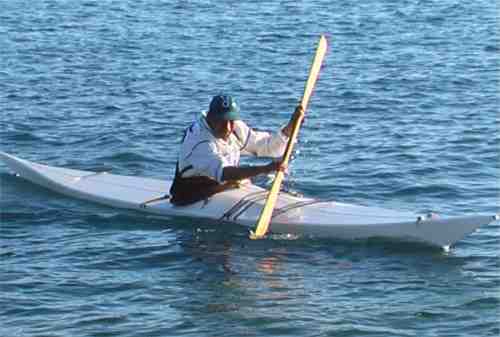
[[1, 1, 499, 336]]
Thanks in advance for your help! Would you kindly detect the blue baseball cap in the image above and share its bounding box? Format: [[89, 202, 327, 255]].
[[208, 95, 240, 121]]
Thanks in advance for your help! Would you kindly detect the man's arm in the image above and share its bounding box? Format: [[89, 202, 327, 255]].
[[221, 161, 283, 182], [234, 105, 304, 158]]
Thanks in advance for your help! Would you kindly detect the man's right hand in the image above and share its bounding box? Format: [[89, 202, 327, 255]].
[[265, 160, 287, 174]]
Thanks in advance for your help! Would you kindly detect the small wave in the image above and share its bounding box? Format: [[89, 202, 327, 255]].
[[484, 45, 499, 52], [0, 211, 44, 222], [103, 104, 122, 112], [332, 325, 414, 337], [95, 151, 152, 163], [340, 90, 363, 99], [82, 212, 171, 228], [391, 184, 461, 198], [4, 132, 43, 142], [328, 122, 355, 129], [415, 311, 450, 319], [203, 303, 240, 314], [74, 314, 128, 327], [448, 135, 484, 146], [0, 249, 15, 258], [463, 297, 500, 309], [86, 250, 191, 271]]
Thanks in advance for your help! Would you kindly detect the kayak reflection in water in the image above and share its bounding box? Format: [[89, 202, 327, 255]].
[[170, 95, 304, 206]]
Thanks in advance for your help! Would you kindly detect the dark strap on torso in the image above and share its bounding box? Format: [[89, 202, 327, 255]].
[[169, 161, 222, 206]]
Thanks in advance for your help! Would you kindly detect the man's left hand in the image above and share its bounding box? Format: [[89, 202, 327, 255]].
[[282, 105, 305, 137]]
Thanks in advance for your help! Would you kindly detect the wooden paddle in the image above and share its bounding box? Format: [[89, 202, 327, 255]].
[[250, 35, 328, 239]]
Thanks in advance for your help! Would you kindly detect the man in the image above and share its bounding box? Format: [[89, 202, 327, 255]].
[[170, 94, 304, 206]]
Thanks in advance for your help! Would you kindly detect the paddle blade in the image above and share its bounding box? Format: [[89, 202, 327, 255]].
[[300, 35, 328, 112]]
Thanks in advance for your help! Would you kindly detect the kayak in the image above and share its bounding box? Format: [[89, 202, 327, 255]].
[[0, 151, 497, 248]]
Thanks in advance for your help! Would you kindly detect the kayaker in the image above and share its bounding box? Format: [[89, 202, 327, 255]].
[[170, 94, 304, 206]]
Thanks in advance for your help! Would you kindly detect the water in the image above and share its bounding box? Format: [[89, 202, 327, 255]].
[[1, 1, 499, 336]]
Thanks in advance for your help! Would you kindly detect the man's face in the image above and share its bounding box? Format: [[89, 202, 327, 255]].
[[213, 119, 235, 140]]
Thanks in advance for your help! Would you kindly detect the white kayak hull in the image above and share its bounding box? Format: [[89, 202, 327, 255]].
[[0, 152, 496, 248]]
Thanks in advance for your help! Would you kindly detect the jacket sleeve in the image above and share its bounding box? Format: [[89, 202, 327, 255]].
[[233, 120, 289, 158]]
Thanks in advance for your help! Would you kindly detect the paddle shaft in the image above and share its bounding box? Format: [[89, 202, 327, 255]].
[[251, 35, 328, 239]]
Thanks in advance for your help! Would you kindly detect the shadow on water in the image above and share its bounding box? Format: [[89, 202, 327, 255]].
[[153, 226, 481, 336]]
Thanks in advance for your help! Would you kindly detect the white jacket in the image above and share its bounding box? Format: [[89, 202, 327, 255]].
[[177, 113, 289, 182]]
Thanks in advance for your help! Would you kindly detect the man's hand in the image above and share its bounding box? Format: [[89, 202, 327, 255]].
[[282, 104, 305, 137], [265, 160, 288, 174]]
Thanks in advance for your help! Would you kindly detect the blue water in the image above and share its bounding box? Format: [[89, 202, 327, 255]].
[[1, 1, 499, 336]]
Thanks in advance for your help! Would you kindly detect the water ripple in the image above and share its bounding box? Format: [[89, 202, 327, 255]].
[[1, 0, 498, 336]]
